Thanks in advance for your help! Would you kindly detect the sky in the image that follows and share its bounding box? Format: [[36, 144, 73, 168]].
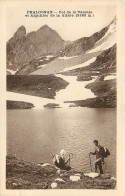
[[7, 4, 116, 41]]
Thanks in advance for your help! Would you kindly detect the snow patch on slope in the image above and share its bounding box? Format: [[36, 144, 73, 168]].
[[46, 55, 54, 58], [87, 18, 116, 53], [38, 64, 47, 68], [7, 92, 55, 109], [55, 74, 96, 107], [96, 19, 116, 46], [59, 56, 78, 60], [104, 75, 116, 81], [88, 33, 116, 53], [7, 69, 17, 75]]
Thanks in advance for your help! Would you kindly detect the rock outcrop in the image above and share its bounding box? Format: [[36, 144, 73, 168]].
[[7, 100, 34, 109]]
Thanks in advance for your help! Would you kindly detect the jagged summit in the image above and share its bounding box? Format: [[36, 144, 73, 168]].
[[8, 25, 26, 43], [7, 24, 64, 69], [17, 25, 26, 31]]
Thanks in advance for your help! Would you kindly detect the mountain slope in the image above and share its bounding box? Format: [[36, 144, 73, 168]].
[[60, 17, 116, 57], [29, 51, 102, 75], [62, 44, 116, 78]]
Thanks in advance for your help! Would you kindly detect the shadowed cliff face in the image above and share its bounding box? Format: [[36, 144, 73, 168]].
[[7, 26, 26, 70]]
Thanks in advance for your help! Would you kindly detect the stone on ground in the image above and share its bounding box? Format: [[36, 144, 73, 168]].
[[70, 175, 81, 182], [55, 178, 65, 183], [51, 182, 57, 189], [84, 172, 100, 178], [41, 163, 50, 167]]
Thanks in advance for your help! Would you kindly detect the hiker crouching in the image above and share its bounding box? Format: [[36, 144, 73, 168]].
[[53, 149, 71, 171], [90, 140, 104, 174]]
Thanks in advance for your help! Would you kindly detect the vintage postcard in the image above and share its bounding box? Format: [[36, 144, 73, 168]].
[[0, 0, 124, 195]]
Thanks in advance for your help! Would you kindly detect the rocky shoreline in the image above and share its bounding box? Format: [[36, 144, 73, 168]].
[[6, 155, 116, 189]]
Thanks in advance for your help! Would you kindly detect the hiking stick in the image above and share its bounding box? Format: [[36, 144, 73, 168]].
[[68, 153, 73, 166], [89, 154, 92, 172], [68, 153, 71, 166]]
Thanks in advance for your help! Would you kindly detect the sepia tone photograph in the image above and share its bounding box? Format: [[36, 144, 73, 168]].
[[0, 1, 123, 194], [6, 4, 117, 190]]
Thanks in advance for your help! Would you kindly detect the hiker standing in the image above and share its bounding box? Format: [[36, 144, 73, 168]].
[[90, 140, 105, 174]]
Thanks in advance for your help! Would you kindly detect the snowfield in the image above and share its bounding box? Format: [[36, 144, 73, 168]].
[[55, 74, 96, 107], [62, 57, 96, 72]]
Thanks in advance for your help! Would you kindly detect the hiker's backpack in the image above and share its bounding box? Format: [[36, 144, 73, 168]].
[[103, 147, 110, 158]]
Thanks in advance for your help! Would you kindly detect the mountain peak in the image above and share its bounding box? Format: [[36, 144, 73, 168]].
[[36, 25, 64, 42], [13, 25, 26, 41], [15, 25, 26, 35], [18, 25, 26, 31], [42, 24, 50, 29], [38, 24, 53, 32]]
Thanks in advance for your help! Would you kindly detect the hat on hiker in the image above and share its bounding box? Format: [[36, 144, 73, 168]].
[[60, 149, 66, 156]]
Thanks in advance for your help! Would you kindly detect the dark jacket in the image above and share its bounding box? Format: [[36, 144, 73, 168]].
[[91, 145, 105, 160], [55, 156, 65, 168]]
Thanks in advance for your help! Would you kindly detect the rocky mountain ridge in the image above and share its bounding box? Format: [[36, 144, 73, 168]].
[[7, 17, 116, 74], [7, 25, 65, 71]]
